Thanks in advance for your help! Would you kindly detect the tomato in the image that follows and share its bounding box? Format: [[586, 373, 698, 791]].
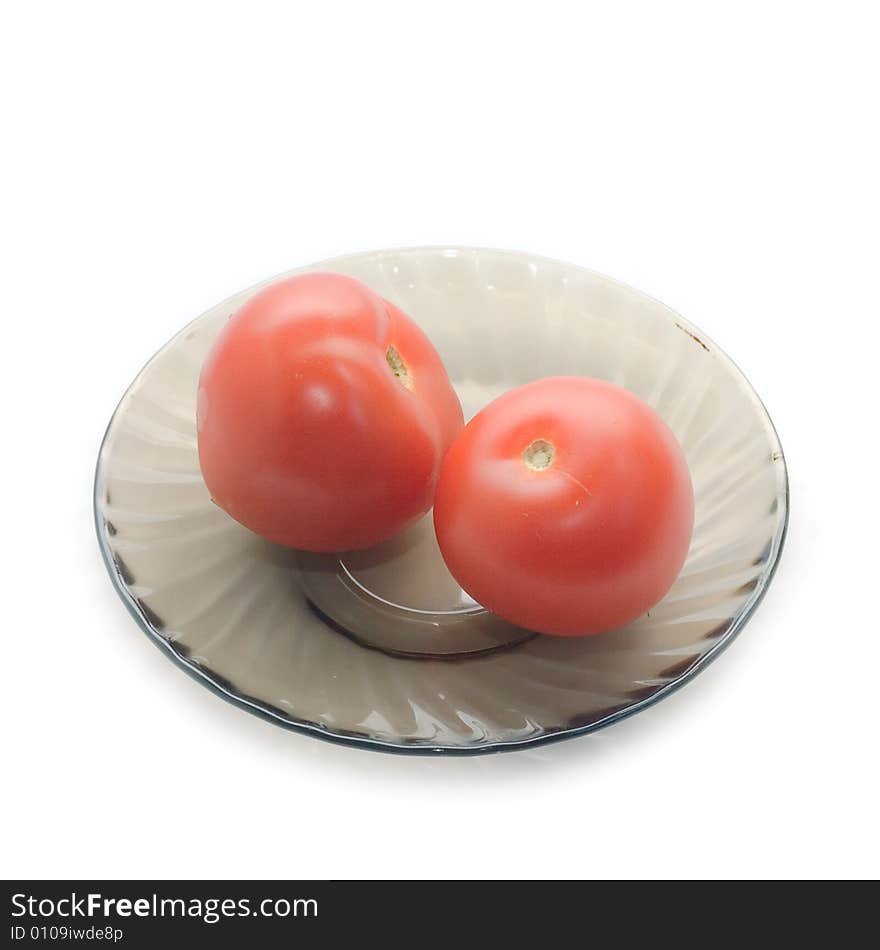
[[197, 272, 463, 551], [433, 377, 693, 636]]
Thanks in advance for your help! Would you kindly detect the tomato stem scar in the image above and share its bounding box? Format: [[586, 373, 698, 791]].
[[386, 345, 413, 390], [523, 439, 555, 471]]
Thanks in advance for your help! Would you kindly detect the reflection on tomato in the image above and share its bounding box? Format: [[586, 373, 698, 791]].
[[197, 273, 463, 551], [433, 377, 694, 636]]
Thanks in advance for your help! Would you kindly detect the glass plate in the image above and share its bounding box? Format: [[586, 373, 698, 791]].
[[94, 247, 789, 754]]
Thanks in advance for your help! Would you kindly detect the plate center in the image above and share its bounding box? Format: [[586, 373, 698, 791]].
[[295, 515, 533, 657]]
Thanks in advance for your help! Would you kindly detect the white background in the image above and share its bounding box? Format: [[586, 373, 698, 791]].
[[2, 1, 878, 880]]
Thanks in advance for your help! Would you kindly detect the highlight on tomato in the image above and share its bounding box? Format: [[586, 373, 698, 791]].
[[433, 377, 694, 636], [197, 272, 463, 551]]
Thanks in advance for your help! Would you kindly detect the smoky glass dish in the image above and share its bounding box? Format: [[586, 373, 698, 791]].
[[94, 247, 788, 754]]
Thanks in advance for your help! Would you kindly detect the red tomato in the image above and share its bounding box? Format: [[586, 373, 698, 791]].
[[197, 273, 463, 551], [433, 377, 694, 636]]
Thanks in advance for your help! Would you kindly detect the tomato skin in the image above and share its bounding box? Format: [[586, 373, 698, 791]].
[[433, 377, 694, 636], [197, 273, 463, 551]]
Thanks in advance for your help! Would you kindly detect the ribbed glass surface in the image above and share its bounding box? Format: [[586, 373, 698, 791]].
[[95, 248, 788, 753]]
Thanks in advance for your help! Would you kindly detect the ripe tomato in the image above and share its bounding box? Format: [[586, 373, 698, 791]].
[[197, 272, 463, 551], [433, 377, 693, 636]]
